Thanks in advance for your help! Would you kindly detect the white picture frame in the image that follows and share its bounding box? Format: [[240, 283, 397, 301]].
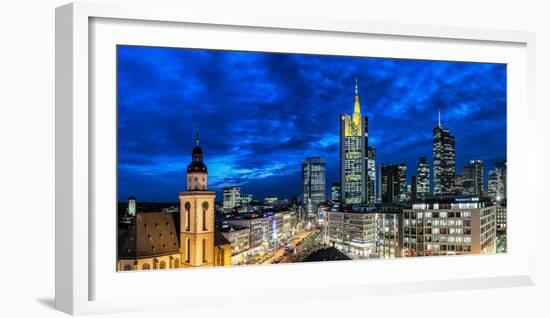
[[55, 1, 537, 315]]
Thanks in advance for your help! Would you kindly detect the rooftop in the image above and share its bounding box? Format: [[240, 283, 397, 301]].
[[302, 247, 352, 262]]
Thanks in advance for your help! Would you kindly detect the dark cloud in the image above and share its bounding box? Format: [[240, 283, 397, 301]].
[[117, 46, 506, 202]]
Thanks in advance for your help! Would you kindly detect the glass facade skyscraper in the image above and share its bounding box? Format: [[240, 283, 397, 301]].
[[367, 146, 376, 205], [302, 156, 326, 217], [488, 161, 507, 201], [340, 79, 368, 205], [462, 160, 484, 197], [433, 111, 456, 195], [381, 163, 407, 204], [416, 157, 430, 199]]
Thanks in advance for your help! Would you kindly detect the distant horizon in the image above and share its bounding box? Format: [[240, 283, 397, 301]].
[[117, 45, 506, 202]]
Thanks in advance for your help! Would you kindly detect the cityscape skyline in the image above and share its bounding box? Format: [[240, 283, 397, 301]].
[[117, 45, 506, 202]]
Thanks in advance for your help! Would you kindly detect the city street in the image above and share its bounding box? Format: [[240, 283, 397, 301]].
[[260, 228, 319, 265]]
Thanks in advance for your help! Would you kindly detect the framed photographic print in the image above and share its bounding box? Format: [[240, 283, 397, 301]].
[[55, 1, 537, 315]]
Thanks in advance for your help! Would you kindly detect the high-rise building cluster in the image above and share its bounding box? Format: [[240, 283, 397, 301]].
[[321, 79, 506, 260]]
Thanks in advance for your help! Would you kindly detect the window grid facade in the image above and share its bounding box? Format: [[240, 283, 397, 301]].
[[403, 204, 496, 257]]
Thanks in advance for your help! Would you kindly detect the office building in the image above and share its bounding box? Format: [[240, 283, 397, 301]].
[[495, 201, 507, 234], [462, 160, 484, 197], [488, 161, 507, 201], [411, 176, 417, 202], [455, 175, 463, 194], [324, 210, 377, 257], [403, 196, 496, 257], [264, 196, 278, 205], [376, 207, 403, 259], [302, 156, 326, 217], [381, 163, 407, 204], [433, 110, 456, 195], [340, 79, 369, 205], [223, 186, 241, 211], [220, 225, 251, 265], [367, 146, 377, 205], [240, 194, 253, 206], [331, 182, 341, 204], [416, 157, 430, 199]]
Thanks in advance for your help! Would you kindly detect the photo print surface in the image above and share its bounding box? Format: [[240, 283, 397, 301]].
[[116, 45, 507, 271]]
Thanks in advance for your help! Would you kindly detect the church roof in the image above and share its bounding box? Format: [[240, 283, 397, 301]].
[[214, 228, 231, 246], [118, 212, 180, 259], [187, 160, 207, 173], [187, 131, 208, 173]]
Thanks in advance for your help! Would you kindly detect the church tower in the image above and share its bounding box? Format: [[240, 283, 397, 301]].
[[179, 131, 216, 267]]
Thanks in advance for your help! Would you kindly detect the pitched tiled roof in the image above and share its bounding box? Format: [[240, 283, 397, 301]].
[[118, 212, 180, 259], [214, 228, 231, 246]]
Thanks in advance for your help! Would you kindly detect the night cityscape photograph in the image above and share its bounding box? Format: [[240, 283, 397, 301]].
[[116, 45, 507, 271]]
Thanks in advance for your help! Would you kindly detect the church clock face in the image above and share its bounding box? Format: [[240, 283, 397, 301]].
[[128, 200, 136, 216], [202, 201, 209, 211]]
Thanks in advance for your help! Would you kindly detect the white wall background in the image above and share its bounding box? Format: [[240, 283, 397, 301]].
[[0, 0, 547, 317]]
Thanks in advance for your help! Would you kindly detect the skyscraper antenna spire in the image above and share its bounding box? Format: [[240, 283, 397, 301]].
[[355, 78, 358, 96], [438, 109, 441, 128], [195, 129, 200, 146]]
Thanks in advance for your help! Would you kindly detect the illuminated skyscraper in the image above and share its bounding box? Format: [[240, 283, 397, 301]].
[[367, 146, 376, 205], [340, 79, 368, 205], [302, 156, 326, 217], [416, 157, 430, 199], [381, 163, 407, 204], [433, 110, 456, 195], [462, 160, 484, 197], [488, 161, 506, 201], [455, 175, 464, 194], [411, 176, 417, 202], [331, 182, 341, 205]]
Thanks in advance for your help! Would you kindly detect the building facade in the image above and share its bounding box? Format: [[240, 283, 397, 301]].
[[381, 163, 407, 204], [240, 193, 253, 206], [416, 157, 430, 200], [325, 210, 377, 257], [302, 156, 326, 217], [367, 146, 377, 205], [455, 175, 463, 194], [403, 197, 497, 257], [340, 79, 369, 205], [223, 186, 241, 211], [220, 225, 251, 264], [331, 182, 341, 204], [462, 160, 484, 197], [495, 201, 507, 234], [488, 161, 507, 201], [376, 209, 403, 259], [433, 112, 456, 195], [410, 176, 417, 202], [264, 196, 278, 205]]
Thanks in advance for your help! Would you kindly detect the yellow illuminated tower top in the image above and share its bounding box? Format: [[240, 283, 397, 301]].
[[344, 78, 362, 137], [352, 78, 362, 128], [340, 77, 368, 205]]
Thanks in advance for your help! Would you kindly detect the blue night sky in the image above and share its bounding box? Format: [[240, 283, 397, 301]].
[[117, 45, 506, 202]]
